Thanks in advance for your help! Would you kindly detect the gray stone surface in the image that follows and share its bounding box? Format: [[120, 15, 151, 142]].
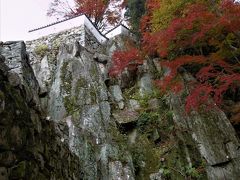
[[129, 99, 141, 110], [2, 20, 240, 180], [47, 41, 133, 179], [170, 73, 240, 180], [0, 41, 41, 111], [93, 52, 109, 64], [32, 55, 51, 95], [110, 85, 125, 109], [109, 161, 135, 180], [1, 25, 138, 180], [139, 73, 153, 96], [113, 110, 139, 124], [0, 45, 82, 179], [150, 169, 164, 180]]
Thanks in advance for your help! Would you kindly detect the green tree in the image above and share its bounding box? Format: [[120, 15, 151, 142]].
[[125, 0, 146, 35]]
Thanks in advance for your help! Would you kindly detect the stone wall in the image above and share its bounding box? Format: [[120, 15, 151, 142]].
[[26, 25, 85, 51], [84, 26, 105, 52], [25, 25, 105, 97], [0, 42, 82, 180], [26, 24, 105, 54], [2, 22, 240, 180]]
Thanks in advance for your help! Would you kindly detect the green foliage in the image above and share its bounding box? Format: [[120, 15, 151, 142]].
[[185, 165, 201, 178], [151, 0, 193, 31], [125, 0, 146, 35], [60, 61, 77, 115], [110, 85, 208, 179], [75, 78, 87, 95], [166, 110, 173, 120], [63, 96, 80, 115], [161, 167, 171, 177], [130, 88, 161, 108], [34, 44, 49, 57], [137, 112, 160, 132], [129, 135, 162, 179]]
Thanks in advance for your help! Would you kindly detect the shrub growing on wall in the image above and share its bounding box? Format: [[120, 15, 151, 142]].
[[34, 44, 49, 57]]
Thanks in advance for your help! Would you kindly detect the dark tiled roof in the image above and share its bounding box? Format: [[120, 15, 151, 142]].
[[104, 24, 131, 36], [28, 14, 84, 32]]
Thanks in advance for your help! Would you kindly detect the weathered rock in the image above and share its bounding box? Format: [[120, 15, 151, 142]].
[[3, 20, 240, 180], [150, 169, 164, 180], [93, 52, 109, 64], [152, 58, 162, 73], [0, 167, 8, 180], [0, 55, 9, 76], [32, 55, 51, 95], [170, 73, 240, 180], [128, 129, 137, 144], [7, 71, 21, 87], [110, 85, 125, 109], [118, 69, 137, 89], [109, 161, 134, 180], [129, 99, 141, 110], [0, 41, 41, 112], [47, 41, 134, 179], [138, 73, 153, 96], [148, 98, 160, 111], [152, 129, 160, 142], [0, 49, 83, 179], [0, 90, 5, 114], [113, 110, 139, 124]]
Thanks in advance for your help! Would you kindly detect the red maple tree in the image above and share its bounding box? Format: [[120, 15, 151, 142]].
[[48, 0, 124, 31], [110, 0, 240, 114], [109, 47, 143, 77]]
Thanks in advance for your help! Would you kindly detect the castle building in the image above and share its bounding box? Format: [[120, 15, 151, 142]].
[[28, 14, 132, 48]]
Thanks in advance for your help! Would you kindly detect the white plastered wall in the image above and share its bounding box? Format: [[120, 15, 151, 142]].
[[105, 25, 130, 39], [28, 15, 108, 44], [29, 16, 85, 40]]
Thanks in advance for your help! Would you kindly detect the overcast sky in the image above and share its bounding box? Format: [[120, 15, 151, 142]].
[[0, 0, 56, 41]]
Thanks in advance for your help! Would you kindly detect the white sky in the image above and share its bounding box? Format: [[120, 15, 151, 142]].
[[0, 0, 56, 41]]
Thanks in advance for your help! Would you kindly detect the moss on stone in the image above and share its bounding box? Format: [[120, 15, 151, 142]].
[[90, 65, 98, 77], [117, 85, 207, 179], [136, 111, 160, 133], [130, 135, 162, 179], [75, 78, 87, 91], [89, 88, 97, 104], [63, 96, 80, 115], [160, 133, 207, 179], [60, 61, 72, 95], [0, 90, 4, 100], [129, 88, 161, 109], [60, 61, 81, 115], [34, 44, 49, 57], [11, 161, 26, 178]]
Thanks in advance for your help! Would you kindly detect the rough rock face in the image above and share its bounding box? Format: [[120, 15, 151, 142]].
[[170, 73, 240, 180], [0, 44, 82, 180], [0, 41, 41, 112], [47, 41, 134, 179], [1, 25, 240, 180]]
